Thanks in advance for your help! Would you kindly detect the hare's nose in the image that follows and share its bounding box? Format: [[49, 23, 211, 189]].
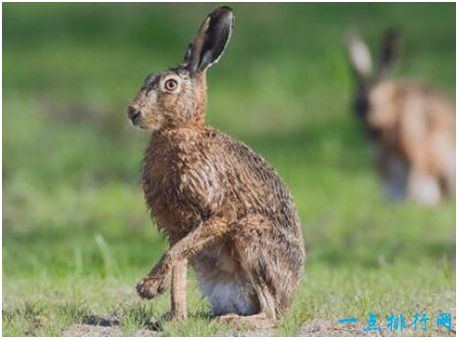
[[127, 106, 141, 121]]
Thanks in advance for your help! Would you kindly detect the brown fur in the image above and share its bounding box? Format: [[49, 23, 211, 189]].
[[127, 6, 305, 325], [346, 30, 455, 205]]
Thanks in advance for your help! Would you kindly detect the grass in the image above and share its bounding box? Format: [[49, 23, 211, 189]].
[[2, 3, 456, 336]]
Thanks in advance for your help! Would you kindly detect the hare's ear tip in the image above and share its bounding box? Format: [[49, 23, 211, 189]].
[[344, 32, 353, 43], [210, 5, 234, 16], [345, 30, 360, 46], [383, 28, 401, 47], [385, 27, 400, 38], [347, 29, 361, 39], [217, 5, 233, 12]]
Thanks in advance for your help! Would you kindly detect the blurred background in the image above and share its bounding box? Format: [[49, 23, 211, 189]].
[[3, 3, 456, 336]]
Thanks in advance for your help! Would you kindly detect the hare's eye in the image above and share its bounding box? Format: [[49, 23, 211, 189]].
[[164, 78, 179, 92]]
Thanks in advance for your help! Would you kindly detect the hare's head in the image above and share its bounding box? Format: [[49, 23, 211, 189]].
[[127, 6, 234, 130], [345, 29, 400, 137]]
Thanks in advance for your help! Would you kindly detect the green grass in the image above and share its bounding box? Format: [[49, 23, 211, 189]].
[[3, 3, 455, 336]]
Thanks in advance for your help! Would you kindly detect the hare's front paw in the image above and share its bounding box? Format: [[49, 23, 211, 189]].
[[136, 275, 168, 299]]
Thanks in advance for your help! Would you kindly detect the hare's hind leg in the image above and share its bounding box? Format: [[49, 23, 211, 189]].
[[441, 151, 456, 199], [214, 215, 291, 327]]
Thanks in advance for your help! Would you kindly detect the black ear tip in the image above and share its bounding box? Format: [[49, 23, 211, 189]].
[[210, 5, 234, 18], [217, 5, 233, 12], [385, 28, 400, 41]]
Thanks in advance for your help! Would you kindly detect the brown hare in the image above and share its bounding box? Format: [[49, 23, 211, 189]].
[[127, 6, 305, 326], [346, 29, 455, 206]]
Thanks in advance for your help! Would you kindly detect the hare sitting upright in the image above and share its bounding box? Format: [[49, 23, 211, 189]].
[[345, 29, 455, 206], [127, 7, 305, 326]]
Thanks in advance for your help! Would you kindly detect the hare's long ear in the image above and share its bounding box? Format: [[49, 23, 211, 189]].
[[377, 28, 400, 78], [186, 6, 234, 73], [182, 43, 194, 67], [345, 31, 373, 81]]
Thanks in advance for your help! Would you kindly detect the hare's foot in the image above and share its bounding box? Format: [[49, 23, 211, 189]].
[[136, 274, 169, 299], [407, 169, 441, 206], [214, 312, 274, 329]]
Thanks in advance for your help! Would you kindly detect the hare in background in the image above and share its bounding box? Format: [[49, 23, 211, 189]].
[[346, 29, 455, 206], [127, 6, 305, 326]]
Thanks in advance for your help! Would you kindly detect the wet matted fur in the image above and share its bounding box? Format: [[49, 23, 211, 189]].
[[127, 6, 305, 326]]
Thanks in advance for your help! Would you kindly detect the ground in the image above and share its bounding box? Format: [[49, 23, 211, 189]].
[[2, 3, 456, 336]]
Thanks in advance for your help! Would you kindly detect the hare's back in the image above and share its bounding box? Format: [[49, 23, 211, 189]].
[[205, 128, 302, 235], [403, 83, 455, 128]]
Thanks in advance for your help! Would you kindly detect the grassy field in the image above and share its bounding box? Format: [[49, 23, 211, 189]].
[[3, 3, 456, 336]]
